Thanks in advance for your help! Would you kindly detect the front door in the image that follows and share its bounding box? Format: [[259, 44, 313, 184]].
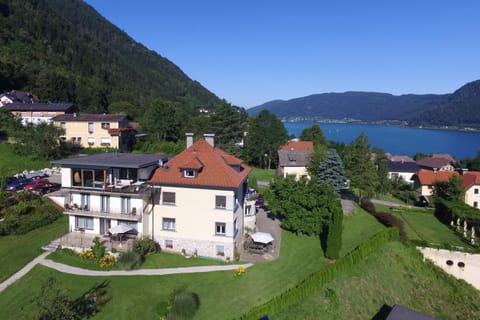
[[99, 218, 111, 235]]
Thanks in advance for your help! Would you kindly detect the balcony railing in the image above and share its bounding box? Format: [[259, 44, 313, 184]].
[[63, 205, 141, 221], [70, 181, 152, 195]]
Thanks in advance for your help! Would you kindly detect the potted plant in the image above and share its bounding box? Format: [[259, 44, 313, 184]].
[[234, 248, 240, 261]]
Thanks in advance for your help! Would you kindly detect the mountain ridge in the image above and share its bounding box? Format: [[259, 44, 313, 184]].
[[249, 80, 480, 128]]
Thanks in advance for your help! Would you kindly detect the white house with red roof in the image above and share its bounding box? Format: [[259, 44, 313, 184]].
[[463, 171, 480, 209], [148, 133, 251, 259], [277, 140, 314, 180]]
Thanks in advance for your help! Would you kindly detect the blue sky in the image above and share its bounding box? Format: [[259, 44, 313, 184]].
[[85, 1, 480, 108]]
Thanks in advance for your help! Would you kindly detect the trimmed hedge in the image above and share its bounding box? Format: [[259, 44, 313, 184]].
[[435, 198, 480, 224], [359, 198, 407, 241], [237, 228, 399, 320]]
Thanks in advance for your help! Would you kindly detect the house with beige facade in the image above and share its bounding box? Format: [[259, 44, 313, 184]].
[[277, 140, 314, 180], [148, 133, 251, 260], [52, 113, 135, 152], [4, 102, 74, 126], [49, 152, 167, 237]]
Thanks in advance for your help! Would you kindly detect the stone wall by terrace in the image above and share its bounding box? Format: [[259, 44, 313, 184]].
[[156, 236, 235, 260]]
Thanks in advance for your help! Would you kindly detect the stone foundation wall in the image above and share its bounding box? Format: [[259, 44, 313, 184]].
[[155, 236, 235, 260]]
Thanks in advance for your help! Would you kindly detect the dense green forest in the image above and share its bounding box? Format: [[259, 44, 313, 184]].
[[0, 0, 220, 119]]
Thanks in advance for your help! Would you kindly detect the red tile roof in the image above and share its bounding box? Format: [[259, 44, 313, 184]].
[[279, 140, 314, 151], [413, 170, 459, 185], [463, 171, 480, 190], [149, 138, 251, 189]]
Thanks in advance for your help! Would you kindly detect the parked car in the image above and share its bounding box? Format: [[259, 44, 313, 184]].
[[5, 178, 34, 191], [255, 195, 264, 208], [24, 178, 51, 192]]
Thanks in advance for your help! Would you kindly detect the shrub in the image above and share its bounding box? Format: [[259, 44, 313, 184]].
[[91, 237, 106, 260], [116, 250, 142, 270], [167, 287, 200, 320], [132, 238, 160, 257]]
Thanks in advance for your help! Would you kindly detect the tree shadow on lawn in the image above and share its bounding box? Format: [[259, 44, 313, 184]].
[[71, 280, 110, 318]]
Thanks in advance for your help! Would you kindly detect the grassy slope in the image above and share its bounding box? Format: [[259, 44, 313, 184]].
[[274, 241, 480, 320], [0, 143, 51, 177], [0, 231, 327, 319], [0, 215, 68, 282]]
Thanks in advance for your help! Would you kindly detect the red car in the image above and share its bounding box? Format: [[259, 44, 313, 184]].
[[23, 178, 50, 192]]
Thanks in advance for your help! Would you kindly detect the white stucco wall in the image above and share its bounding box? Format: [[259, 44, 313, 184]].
[[282, 166, 310, 180], [464, 186, 480, 208], [419, 247, 480, 290]]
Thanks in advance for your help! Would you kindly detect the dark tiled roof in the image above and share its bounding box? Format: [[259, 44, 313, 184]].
[[386, 304, 438, 320], [149, 138, 250, 189], [0, 90, 39, 104], [416, 157, 454, 170], [4, 102, 73, 112], [278, 149, 312, 167], [52, 113, 126, 122], [51, 153, 168, 169], [388, 161, 420, 173]]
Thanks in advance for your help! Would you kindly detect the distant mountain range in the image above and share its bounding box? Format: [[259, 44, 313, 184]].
[[248, 80, 480, 128]]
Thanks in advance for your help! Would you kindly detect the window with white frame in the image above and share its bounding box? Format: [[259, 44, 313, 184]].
[[87, 137, 95, 145], [75, 216, 93, 230], [165, 239, 173, 249], [121, 197, 131, 214], [101, 122, 110, 129], [215, 222, 226, 235], [100, 137, 111, 146], [162, 218, 176, 231], [88, 122, 94, 133], [215, 195, 226, 209], [184, 169, 196, 178], [101, 195, 110, 213], [475, 188, 479, 194], [162, 192, 176, 205]]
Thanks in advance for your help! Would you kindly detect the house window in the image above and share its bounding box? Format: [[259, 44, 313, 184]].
[[100, 137, 111, 146], [118, 220, 137, 231], [80, 193, 90, 211], [474, 201, 478, 208], [184, 169, 196, 178], [60, 121, 66, 128], [216, 245, 225, 256], [87, 137, 95, 145], [101, 122, 110, 129], [475, 189, 479, 195], [101, 195, 110, 213], [88, 122, 94, 133], [75, 216, 93, 230], [121, 197, 131, 214], [215, 195, 226, 209], [162, 218, 176, 231], [215, 222, 226, 235], [162, 192, 176, 205], [165, 240, 173, 249]]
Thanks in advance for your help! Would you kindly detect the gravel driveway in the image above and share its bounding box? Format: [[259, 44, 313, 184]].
[[239, 208, 282, 263]]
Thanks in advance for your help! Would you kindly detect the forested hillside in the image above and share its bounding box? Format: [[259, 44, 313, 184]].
[[0, 0, 220, 119], [409, 80, 480, 128], [249, 91, 448, 122]]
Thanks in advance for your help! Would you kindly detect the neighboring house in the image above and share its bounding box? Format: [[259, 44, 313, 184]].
[[52, 113, 135, 152], [277, 140, 314, 180], [4, 102, 74, 126], [148, 133, 251, 260], [387, 160, 420, 183], [411, 170, 459, 199], [0, 90, 39, 106], [463, 171, 480, 209], [49, 152, 167, 237], [416, 154, 456, 172]]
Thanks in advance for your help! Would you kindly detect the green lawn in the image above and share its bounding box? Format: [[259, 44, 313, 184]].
[[0, 230, 328, 319], [249, 167, 275, 183], [0, 215, 68, 282], [0, 143, 51, 177], [340, 205, 385, 257], [273, 241, 480, 320], [47, 248, 230, 270], [379, 206, 471, 248]]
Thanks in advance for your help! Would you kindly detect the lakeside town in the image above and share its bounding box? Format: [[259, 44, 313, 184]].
[[1, 88, 480, 319]]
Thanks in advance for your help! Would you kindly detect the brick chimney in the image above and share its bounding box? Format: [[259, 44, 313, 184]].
[[186, 133, 194, 148], [204, 133, 215, 148]]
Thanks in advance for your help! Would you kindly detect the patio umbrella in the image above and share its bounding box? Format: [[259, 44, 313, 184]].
[[109, 224, 133, 234], [250, 232, 274, 244]]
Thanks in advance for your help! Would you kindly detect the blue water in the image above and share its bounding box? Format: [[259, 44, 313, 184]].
[[284, 121, 480, 160]]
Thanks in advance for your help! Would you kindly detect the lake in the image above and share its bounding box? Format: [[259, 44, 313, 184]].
[[284, 121, 480, 160]]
